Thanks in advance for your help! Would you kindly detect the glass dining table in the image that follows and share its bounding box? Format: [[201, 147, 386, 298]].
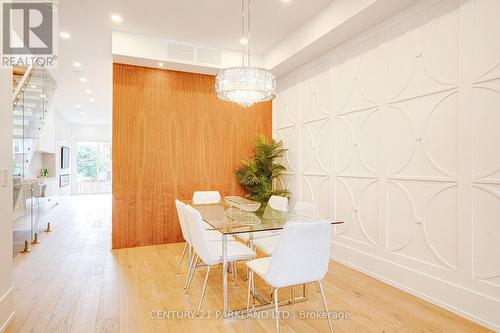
[[184, 198, 344, 317]]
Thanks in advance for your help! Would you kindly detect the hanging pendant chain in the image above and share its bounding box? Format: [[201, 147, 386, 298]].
[[241, 0, 245, 66], [241, 0, 251, 67], [247, 0, 251, 67]]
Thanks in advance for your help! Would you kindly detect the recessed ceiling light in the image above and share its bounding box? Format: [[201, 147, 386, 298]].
[[158, 62, 164, 67], [80, 77, 87, 82], [281, 0, 292, 3], [31, 84, 37, 89], [89, 98, 95, 103], [40, 94, 45, 98], [111, 14, 122, 23], [80, 111, 85, 115], [239, 37, 248, 45], [73, 62, 82, 68], [75, 104, 81, 108], [60, 31, 71, 39], [85, 89, 92, 94]]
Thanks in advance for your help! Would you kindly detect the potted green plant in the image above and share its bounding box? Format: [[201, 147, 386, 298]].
[[236, 136, 290, 204], [39, 167, 49, 178]]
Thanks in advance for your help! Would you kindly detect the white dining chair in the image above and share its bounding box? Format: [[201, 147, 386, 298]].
[[192, 191, 222, 230], [294, 201, 320, 217], [175, 200, 192, 276], [246, 220, 333, 333], [250, 234, 280, 256], [192, 191, 221, 204], [268, 195, 289, 212], [236, 195, 288, 244], [252, 201, 321, 256], [184, 205, 256, 313], [236, 230, 280, 243], [175, 200, 235, 289]]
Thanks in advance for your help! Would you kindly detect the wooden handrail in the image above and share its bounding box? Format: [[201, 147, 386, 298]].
[[12, 64, 35, 106]]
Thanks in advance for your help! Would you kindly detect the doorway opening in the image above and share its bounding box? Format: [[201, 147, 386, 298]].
[[76, 141, 112, 194]]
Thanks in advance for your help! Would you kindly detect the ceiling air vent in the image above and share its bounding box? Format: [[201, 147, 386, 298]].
[[196, 48, 222, 66], [167, 43, 195, 62]]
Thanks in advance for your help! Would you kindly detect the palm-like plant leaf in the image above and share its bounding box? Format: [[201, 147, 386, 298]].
[[236, 135, 290, 203]]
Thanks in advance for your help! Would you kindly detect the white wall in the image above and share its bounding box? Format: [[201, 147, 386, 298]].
[[53, 116, 112, 196], [273, 0, 500, 330], [54, 112, 73, 196], [113, 30, 264, 75], [0, 69, 14, 331], [70, 124, 112, 142]]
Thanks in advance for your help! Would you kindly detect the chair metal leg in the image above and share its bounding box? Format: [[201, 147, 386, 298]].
[[245, 245, 255, 281], [185, 256, 199, 295], [274, 288, 280, 333], [176, 243, 188, 274], [318, 281, 334, 333], [184, 253, 197, 290], [246, 270, 253, 312], [252, 270, 255, 296], [234, 261, 238, 286], [197, 266, 211, 314]]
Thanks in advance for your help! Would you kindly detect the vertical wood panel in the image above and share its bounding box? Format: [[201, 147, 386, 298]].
[[112, 64, 272, 249]]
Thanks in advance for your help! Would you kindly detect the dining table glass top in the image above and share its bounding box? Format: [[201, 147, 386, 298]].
[[183, 198, 343, 235]]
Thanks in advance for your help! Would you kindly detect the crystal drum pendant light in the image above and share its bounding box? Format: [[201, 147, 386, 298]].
[[215, 0, 276, 108]]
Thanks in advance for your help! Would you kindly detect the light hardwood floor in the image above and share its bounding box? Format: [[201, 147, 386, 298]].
[[6, 195, 492, 333]]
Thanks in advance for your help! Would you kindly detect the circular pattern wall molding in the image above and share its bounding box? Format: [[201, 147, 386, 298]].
[[422, 184, 458, 271], [385, 27, 417, 100], [358, 108, 380, 175], [472, 86, 500, 179], [422, 90, 458, 177], [384, 106, 417, 176], [472, 185, 500, 280], [386, 180, 417, 251], [473, 0, 500, 80], [422, 2, 459, 86]]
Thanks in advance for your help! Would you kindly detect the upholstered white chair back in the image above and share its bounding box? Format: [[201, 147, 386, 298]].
[[294, 201, 320, 217], [264, 220, 331, 288], [175, 200, 191, 244], [192, 191, 221, 204], [268, 195, 288, 212], [185, 205, 218, 265]]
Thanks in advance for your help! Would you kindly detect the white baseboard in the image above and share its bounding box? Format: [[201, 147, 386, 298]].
[[330, 242, 500, 332], [0, 287, 14, 333]]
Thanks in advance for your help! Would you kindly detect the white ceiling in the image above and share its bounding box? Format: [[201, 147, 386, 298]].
[[48, 0, 334, 126], [49, 0, 112, 126], [112, 0, 333, 54], [50, 0, 333, 126], [50, 0, 420, 126]]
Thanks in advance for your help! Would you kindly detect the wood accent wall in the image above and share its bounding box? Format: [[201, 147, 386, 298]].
[[112, 63, 272, 249]]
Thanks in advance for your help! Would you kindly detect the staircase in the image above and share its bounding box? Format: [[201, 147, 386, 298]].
[[12, 65, 57, 256], [12, 65, 56, 179]]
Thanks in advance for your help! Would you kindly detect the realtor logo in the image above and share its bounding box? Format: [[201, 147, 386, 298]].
[[1, 1, 58, 67]]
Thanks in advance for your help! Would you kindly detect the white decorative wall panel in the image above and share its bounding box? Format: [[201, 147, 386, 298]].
[[272, 0, 500, 329]]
